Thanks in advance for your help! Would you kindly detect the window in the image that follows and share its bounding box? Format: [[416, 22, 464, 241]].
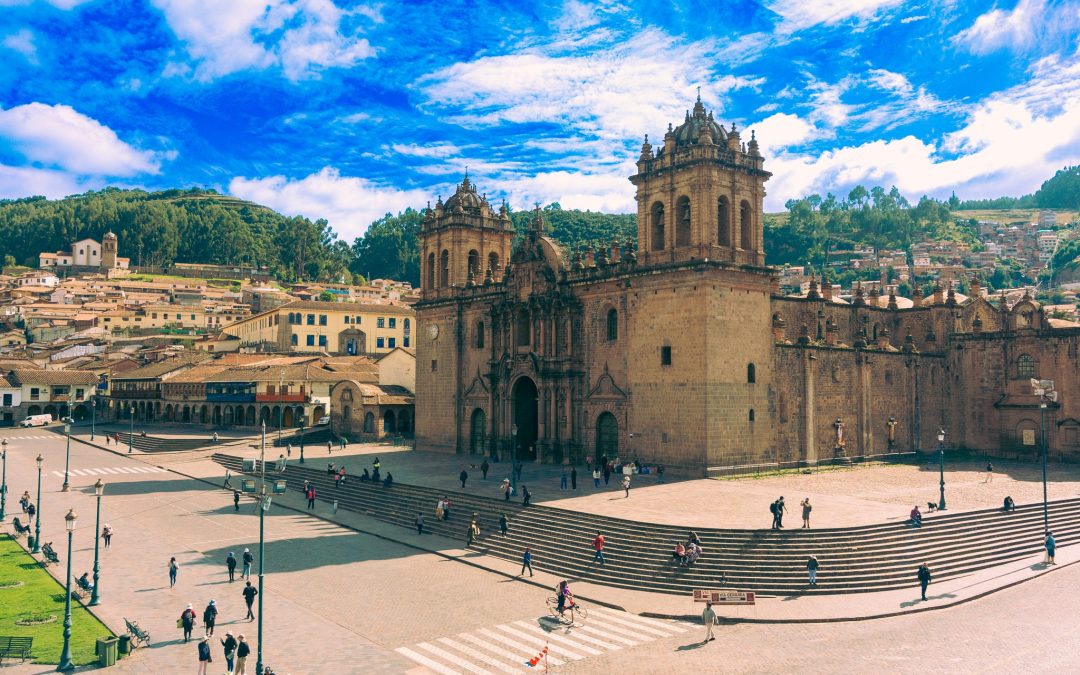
[[355, 316, 362, 324], [306, 335, 315, 346], [740, 200, 753, 249], [388, 337, 396, 348], [747, 363, 756, 383], [319, 314, 327, 326], [476, 321, 485, 349], [749, 409, 755, 422], [191, 314, 196, 320], [427, 252, 436, 289], [307, 314, 315, 325], [650, 201, 665, 251], [661, 346, 672, 366], [389, 318, 396, 328], [3, 394, 11, 406], [717, 196, 730, 246], [76, 388, 84, 399], [377, 337, 385, 348], [377, 317, 385, 328], [516, 310, 530, 347], [30, 387, 40, 400], [404, 318, 410, 332], [291, 334, 298, 346], [152, 313, 158, 319], [606, 308, 618, 341], [267, 385, 276, 395], [675, 196, 691, 246], [318, 335, 327, 347], [403, 337, 410, 348], [344, 316, 351, 324], [440, 249, 450, 287], [1017, 354, 1035, 378], [431, 359, 438, 371]]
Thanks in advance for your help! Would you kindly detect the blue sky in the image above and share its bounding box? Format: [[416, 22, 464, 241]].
[[0, 0, 1078, 241]]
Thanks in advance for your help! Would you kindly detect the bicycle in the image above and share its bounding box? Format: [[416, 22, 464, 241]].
[[546, 596, 588, 624]]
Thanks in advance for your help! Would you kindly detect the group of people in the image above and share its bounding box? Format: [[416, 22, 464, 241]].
[[18, 490, 37, 520], [671, 532, 704, 567]]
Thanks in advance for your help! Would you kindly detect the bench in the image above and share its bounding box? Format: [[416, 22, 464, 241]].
[[124, 618, 150, 648], [11, 517, 30, 537], [40, 543, 59, 566], [76, 575, 94, 595], [0, 636, 33, 663]]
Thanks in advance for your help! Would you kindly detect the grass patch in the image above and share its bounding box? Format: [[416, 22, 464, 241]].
[[0, 535, 114, 665]]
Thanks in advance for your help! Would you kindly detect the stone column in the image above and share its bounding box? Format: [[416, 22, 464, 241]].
[[802, 352, 816, 465]]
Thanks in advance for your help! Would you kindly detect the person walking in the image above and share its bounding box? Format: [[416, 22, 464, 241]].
[[481, 459, 489, 480], [233, 490, 240, 512], [592, 531, 606, 566], [286, 442, 292, 458], [235, 634, 250, 675], [224, 470, 233, 490], [592, 468, 601, 488], [202, 599, 218, 637], [560, 468, 568, 490], [657, 464, 665, 484], [26, 501, 35, 521], [499, 513, 509, 536], [169, 557, 179, 588], [702, 601, 718, 642], [197, 635, 212, 675], [1045, 532, 1056, 564], [242, 582, 258, 621], [622, 474, 631, 498], [571, 467, 578, 490], [807, 555, 819, 586], [801, 498, 812, 529], [501, 479, 512, 502], [985, 462, 994, 483], [917, 562, 932, 601], [306, 485, 316, 509], [415, 512, 424, 535], [442, 496, 452, 521], [226, 552, 237, 582], [19, 490, 29, 513], [242, 548, 253, 580], [520, 546, 534, 577], [101, 523, 113, 549], [179, 603, 197, 642], [776, 496, 788, 528], [521, 485, 531, 506], [466, 518, 480, 548], [327, 440, 333, 455], [460, 469, 469, 489], [220, 632, 237, 674], [603, 464, 611, 486]]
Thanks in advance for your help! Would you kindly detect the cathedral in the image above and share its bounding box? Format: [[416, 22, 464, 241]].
[[414, 96, 1080, 475]]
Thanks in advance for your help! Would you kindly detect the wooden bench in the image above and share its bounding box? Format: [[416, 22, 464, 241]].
[[40, 543, 59, 566], [124, 618, 150, 648], [0, 636, 33, 663], [11, 517, 30, 537]]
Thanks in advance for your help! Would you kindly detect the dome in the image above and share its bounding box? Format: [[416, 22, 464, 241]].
[[443, 175, 485, 212], [672, 97, 727, 147]]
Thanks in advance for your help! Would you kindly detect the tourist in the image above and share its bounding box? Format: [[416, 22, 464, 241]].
[[383, 472, 394, 488], [807, 555, 819, 586], [276, 454, 286, 472], [442, 496, 452, 521], [500, 513, 509, 535], [592, 468, 601, 488], [233, 490, 240, 512], [242, 548, 253, 579], [101, 523, 113, 548], [235, 634, 250, 675], [224, 470, 233, 490], [1003, 496, 1015, 512], [1045, 532, 1056, 564], [520, 546, 534, 577], [226, 552, 237, 582], [327, 440, 333, 455], [286, 442, 292, 458], [243, 582, 258, 621], [586, 456, 592, 474], [622, 474, 631, 498], [702, 601, 718, 642], [603, 464, 611, 486], [220, 632, 237, 674], [306, 485, 316, 509], [415, 512, 424, 535], [371, 466, 381, 483], [985, 462, 994, 483], [801, 498, 812, 528], [435, 499, 445, 521], [917, 562, 932, 600], [26, 501, 35, 521], [560, 468, 568, 490], [179, 603, 197, 642], [776, 496, 787, 528], [202, 599, 218, 637], [213, 432, 219, 443], [338, 466, 346, 485], [688, 531, 701, 547], [683, 542, 702, 566], [169, 557, 179, 588], [19, 490, 29, 513], [502, 479, 512, 501], [196, 635, 211, 675], [327, 462, 336, 476], [373, 456, 381, 472], [334, 471, 341, 488], [672, 542, 686, 564], [657, 464, 665, 483], [571, 467, 578, 490], [910, 505, 922, 527], [481, 459, 490, 479], [340, 436, 347, 450], [592, 531, 606, 565], [769, 500, 779, 529], [460, 468, 469, 489], [522, 484, 532, 506], [466, 518, 480, 548], [361, 468, 371, 482]]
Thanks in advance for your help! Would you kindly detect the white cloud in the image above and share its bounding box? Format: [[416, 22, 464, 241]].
[[390, 143, 461, 159], [0, 0, 92, 8], [0, 103, 162, 176], [954, 0, 1080, 54], [228, 167, 431, 240], [749, 113, 816, 154], [152, 0, 375, 81], [496, 167, 638, 215], [2, 29, 37, 62], [766, 0, 905, 32], [0, 164, 87, 199]]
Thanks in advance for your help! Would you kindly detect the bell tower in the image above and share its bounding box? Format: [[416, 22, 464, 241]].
[[101, 231, 117, 270], [419, 175, 515, 299], [629, 94, 771, 267]]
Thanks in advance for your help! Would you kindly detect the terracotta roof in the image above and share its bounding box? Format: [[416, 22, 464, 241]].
[[112, 353, 212, 380], [279, 300, 414, 315], [8, 369, 97, 385]]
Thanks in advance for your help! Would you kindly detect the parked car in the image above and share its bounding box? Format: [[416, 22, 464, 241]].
[[316, 416, 330, 426], [20, 414, 53, 427]]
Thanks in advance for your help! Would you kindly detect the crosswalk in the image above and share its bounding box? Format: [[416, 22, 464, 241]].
[[3, 434, 60, 441], [51, 466, 167, 478], [395, 608, 695, 674]]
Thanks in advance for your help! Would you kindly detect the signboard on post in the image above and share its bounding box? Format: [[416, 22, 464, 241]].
[[693, 589, 756, 605], [1023, 430, 1036, 446]]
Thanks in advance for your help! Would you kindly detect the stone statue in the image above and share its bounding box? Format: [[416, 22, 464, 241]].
[[887, 416, 897, 450]]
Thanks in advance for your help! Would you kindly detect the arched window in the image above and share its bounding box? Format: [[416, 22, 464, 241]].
[[740, 200, 753, 249], [404, 318, 410, 331], [488, 252, 500, 275], [467, 249, 480, 280], [427, 252, 436, 289], [1017, 354, 1035, 379], [675, 196, 691, 246], [717, 196, 730, 246], [650, 202, 665, 251], [516, 309, 530, 347], [290, 334, 297, 346], [606, 308, 618, 341], [476, 321, 485, 349], [363, 412, 375, 433], [749, 409, 755, 422], [747, 362, 756, 383], [440, 250, 450, 287]]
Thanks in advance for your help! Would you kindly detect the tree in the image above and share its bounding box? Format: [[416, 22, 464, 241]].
[[351, 208, 424, 285]]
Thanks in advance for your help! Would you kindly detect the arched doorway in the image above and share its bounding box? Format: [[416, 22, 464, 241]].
[[470, 408, 486, 455], [246, 406, 256, 426], [398, 410, 412, 434], [512, 377, 538, 461], [313, 405, 326, 421], [73, 404, 89, 421], [595, 412, 619, 464], [200, 405, 208, 423], [27, 405, 41, 416], [260, 407, 270, 425], [44, 404, 58, 420], [283, 407, 294, 428], [165, 404, 174, 422], [364, 412, 374, 433], [383, 409, 397, 433], [183, 406, 191, 423]]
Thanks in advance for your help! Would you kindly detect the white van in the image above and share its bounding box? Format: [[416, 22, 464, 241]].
[[20, 414, 53, 428]]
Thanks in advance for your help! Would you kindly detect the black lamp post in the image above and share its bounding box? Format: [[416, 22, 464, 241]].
[[0, 439, 7, 522], [299, 416, 306, 464], [511, 423, 518, 494], [32, 454, 43, 553], [1040, 399, 1049, 533], [90, 395, 96, 441], [937, 429, 947, 511], [62, 421, 72, 492], [128, 403, 134, 453], [90, 479, 103, 606], [57, 508, 76, 671]]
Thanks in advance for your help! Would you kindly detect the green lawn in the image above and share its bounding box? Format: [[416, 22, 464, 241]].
[[0, 535, 114, 665]]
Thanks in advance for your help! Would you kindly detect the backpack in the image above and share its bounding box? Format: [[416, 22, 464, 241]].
[[769, 502, 777, 515]]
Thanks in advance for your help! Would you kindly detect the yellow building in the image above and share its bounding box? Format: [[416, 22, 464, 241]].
[[222, 300, 414, 355]]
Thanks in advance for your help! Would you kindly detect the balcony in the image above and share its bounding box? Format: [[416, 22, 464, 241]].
[[255, 393, 307, 403], [206, 393, 256, 403]]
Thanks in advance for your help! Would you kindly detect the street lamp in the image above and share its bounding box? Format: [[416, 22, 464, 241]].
[[299, 416, 306, 464], [32, 454, 43, 554], [90, 395, 96, 441], [90, 479, 103, 606], [128, 403, 134, 453], [57, 508, 76, 671], [242, 422, 282, 675], [62, 421, 72, 492], [0, 439, 7, 522], [937, 429, 947, 511], [1032, 378, 1056, 533], [511, 423, 518, 494]]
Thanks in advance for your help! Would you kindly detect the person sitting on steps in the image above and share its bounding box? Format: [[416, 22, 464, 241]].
[[1003, 496, 1016, 512], [910, 505, 923, 527]]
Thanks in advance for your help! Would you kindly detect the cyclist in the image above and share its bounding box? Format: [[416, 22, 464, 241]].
[[555, 580, 574, 617]]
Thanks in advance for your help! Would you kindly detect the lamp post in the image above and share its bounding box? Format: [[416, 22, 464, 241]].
[[128, 403, 134, 453], [0, 439, 7, 522], [57, 508, 76, 671], [277, 370, 284, 446], [62, 420, 72, 492], [937, 429, 947, 511], [511, 423, 518, 494], [90, 479, 103, 606], [32, 454, 43, 554], [90, 395, 96, 441], [1032, 378, 1056, 534], [299, 417, 306, 464], [241, 423, 281, 675]]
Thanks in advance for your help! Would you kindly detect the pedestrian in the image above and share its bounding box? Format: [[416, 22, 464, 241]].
[[502, 479, 512, 502], [233, 490, 240, 512], [1045, 532, 1056, 564], [235, 634, 250, 675], [500, 513, 509, 536], [242, 548, 253, 579], [443, 496, 452, 521], [466, 519, 480, 548], [592, 468, 601, 488], [622, 474, 631, 498], [20, 490, 29, 513], [334, 472, 341, 488], [327, 440, 332, 455], [801, 498, 812, 528], [203, 599, 218, 637], [702, 601, 717, 642], [179, 603, 196, 642], [481, 459, 489, 480], [197, 635, 211, 675], [657, 464, 665, 483], [917, 562, 932, 600], [220, 631, 237, 674], [460, 469, 469, 489], [26, 502, 35, 520], [586, 456, 592, 474], [224, 470, 233, 490], [415, 512, 424, 535], [435, 499, 445, 521], [985, 462, 994, 483], [286, 442, 292, 458], [603, 465, 611, 486], [169, 557, 179, 588], [776, 496, 787, 528], [242, 581, 257, 621], [340, 436, 346, 450], [522, 484, 531, 506], [373, 456, 381, 472], [306, 485, 316, 509], [807, 555, 819, 586], [571, 467, 578, 490], [520, 546, 534, 577], [101, 523, 113, 548], [276, 454, 286, 472], [1003, 496, 1016, 512], [592, 531, 606, 565], [560, 468, 568, 490], [226, 552, 237, 582]]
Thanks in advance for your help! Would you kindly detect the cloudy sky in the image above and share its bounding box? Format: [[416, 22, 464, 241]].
[[1, 0, 1078, 240]]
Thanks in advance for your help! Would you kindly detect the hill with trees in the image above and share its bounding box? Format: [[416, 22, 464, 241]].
[[955, 165, 1080, 210]]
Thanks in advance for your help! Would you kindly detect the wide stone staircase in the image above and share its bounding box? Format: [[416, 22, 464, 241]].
[[104, 430, 246, 452], [213, 453, 1076, 596]]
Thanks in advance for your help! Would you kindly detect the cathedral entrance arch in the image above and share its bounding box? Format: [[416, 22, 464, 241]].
[[470, 408, 486, 455], [512, 377, 538, 461], [595, 412, 619, 464]]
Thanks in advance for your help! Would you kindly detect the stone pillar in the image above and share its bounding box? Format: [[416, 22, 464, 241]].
[[802, 352, 816, 465]]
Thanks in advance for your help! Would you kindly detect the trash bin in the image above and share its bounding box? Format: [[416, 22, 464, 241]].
[[97, 637, 119, 666], [118, 634, 131, 655], [27, 535, 35, 550]]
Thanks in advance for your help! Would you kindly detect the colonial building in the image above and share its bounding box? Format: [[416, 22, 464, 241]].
[[39, 232, 129, 272], [414, 95, 1080, 474]]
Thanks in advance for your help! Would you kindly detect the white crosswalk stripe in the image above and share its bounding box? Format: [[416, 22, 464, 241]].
[[395, 609, 689, 674], [49, 465, 166, 478]]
